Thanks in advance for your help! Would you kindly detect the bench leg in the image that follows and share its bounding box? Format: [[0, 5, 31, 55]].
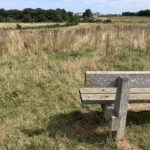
[[112, 77, 131, 140], [102, 104, 114, 121]]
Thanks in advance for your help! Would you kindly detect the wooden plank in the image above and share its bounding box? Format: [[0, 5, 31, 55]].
[[113, 77, 130, 140], [111, 115, 121, 132], [114, 77, 130, 117], [81, 94, 150, 104], [80, 88, 150, 94], [85, 71, 150, 88]]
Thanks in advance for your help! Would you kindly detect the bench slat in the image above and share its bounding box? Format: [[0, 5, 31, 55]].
[[81, 94, 150, 104], [80, 88, 150, 94], [86, 71, 150, 88]]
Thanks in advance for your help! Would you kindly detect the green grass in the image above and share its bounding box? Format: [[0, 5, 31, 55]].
[[16, 22, 79, 30], [49, 48, 94, 60], [0, 47, 150, 149], [127, 111, 150, 149]]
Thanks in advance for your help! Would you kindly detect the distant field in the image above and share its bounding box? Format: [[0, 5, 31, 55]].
[[95, 16, 150, 23], [0, 16, 149, 29], [107, 16, 150, 23]]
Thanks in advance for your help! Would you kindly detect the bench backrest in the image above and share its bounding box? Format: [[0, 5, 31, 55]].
[[85, 71, 150, 88]]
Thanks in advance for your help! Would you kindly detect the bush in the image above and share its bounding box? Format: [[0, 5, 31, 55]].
[[65, 22, 79, 26], [81, 17, 95, 23], [15, 23, 78, 30], [103, 19, 112, 23], [68, 15, 80, 24], [94, 19, 102, 23], [16, 24, 22, 29]]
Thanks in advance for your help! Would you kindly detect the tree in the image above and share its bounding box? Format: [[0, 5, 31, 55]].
[[36, 14, 48, 22], [22, 14, 32, 22], [83, 9, 93, 18], [0, 9, 6, 22], [122, 9, 150, 16], [68, 15, 80, 24], [53, 13, 63, 22], [0, 8, 79, 22]]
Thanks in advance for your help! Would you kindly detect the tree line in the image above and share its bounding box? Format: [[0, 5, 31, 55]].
[[122, 9, 150, 16], [0, 8, 81, 23], [0, 8, 95, 23]]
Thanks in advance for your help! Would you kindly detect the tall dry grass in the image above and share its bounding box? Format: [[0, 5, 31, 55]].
[[0, 24, 150, 56]]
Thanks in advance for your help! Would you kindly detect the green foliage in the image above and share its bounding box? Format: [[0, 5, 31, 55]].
[[15, 22, 79, 30], [103, 19, 112, 23], [122, 9, 150, 16], [65, 21, 79, 27], [0, 8, 80, 23], [81, 17, 112, 23], [16, 24, 22, 29], [6, 17, 15, 22], [22, 14, 33, 22], [68, 15, 80, 24], [0, 7, 111, 24], [83, 9, 93, 18], [82, 17, 94, 23]]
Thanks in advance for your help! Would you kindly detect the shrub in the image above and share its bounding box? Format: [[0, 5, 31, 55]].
[[103, 19, 112, 23], [65, 22, 79, 27], [94, 19, 102, 23], [16, 24, 22, 29], [81, 17, 95, 23]]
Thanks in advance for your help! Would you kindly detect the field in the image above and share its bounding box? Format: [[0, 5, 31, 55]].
[[107, 16, 150, 23], [0, 16, 149, 29], [0, 19, 150, 149]]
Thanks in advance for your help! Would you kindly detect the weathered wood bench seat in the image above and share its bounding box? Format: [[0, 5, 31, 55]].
[[80, 71, 150, 140], [80, 88, 150, 104]]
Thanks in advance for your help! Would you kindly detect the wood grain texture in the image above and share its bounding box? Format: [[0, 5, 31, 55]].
[[114, 77, 130, 117], [111, 115, 121, 131], [85, 71, 150, 87], [107, 77, 130, 140], [81, 94, 150, 104], [113, 77, 130, 139], [80, 88, 150, 94]]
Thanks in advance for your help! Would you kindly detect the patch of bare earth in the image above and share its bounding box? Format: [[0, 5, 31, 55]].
[[128, 104, 150, 112], [117, 139, 142, 150]]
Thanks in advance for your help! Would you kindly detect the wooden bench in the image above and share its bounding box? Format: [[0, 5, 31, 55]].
[[80, 71, 150, 140]]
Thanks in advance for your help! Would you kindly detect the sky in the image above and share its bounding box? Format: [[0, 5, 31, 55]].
[[0, 0, 150, 14]]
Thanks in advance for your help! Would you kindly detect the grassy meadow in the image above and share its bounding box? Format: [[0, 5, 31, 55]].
[[0, 21, 150, 149], [106, 16, 150, 24], [0, 16, 149, 30]]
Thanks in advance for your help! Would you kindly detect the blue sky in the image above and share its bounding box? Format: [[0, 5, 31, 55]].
[[0, 0, 150, 14]]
